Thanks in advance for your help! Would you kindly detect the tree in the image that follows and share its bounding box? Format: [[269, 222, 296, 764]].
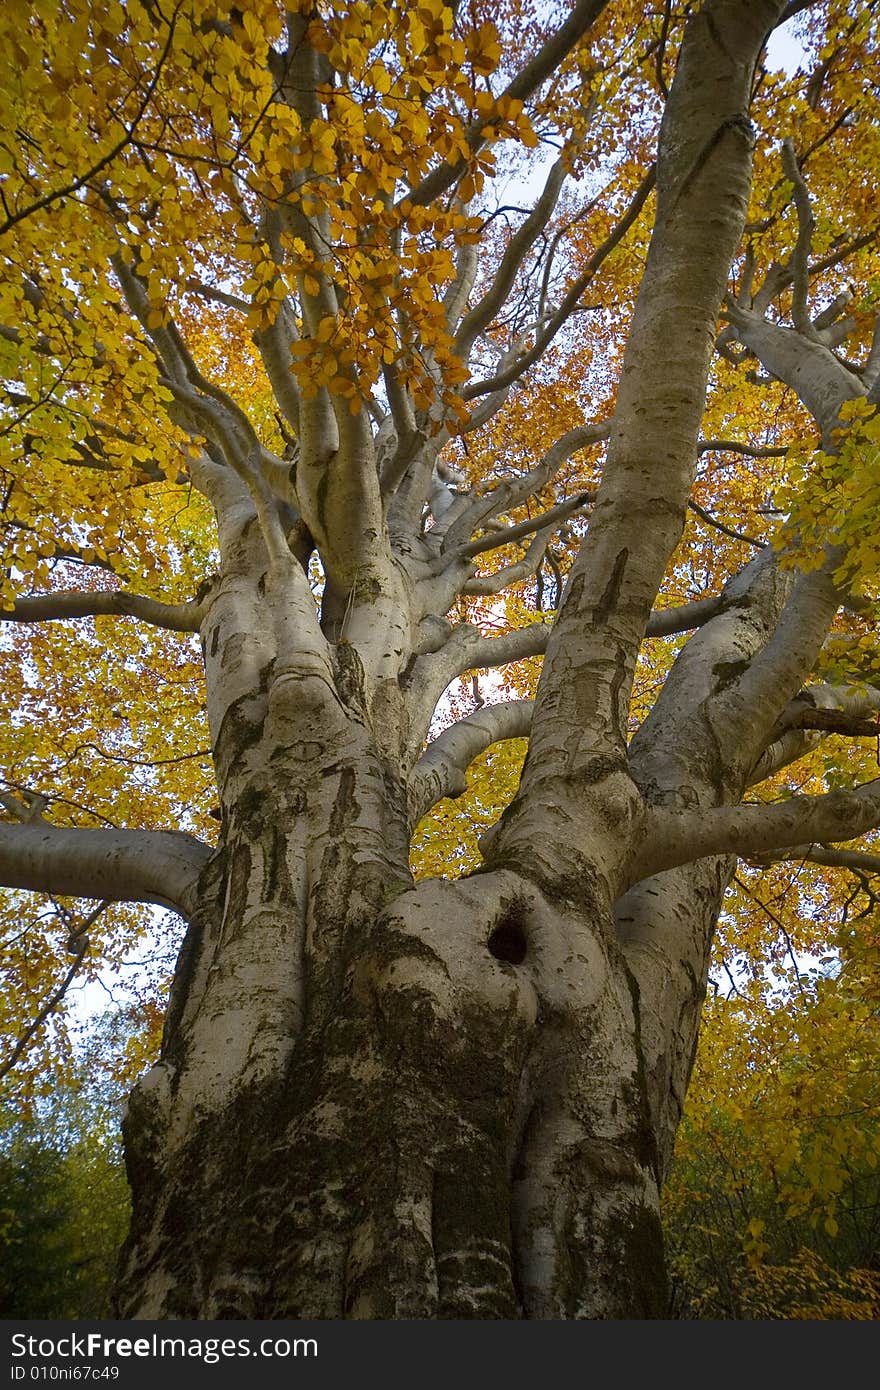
[[0, 1014, 133, 1319], [1, 0, 879, 1319], [664, 887, 880, 1319]]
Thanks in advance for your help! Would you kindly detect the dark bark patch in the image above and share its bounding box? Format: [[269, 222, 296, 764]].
[[334, 640, 366, 715], [488, 907, 528, 965], [574, 751, 628, 786], [608, 651, 628, 729], [213, 684, 270, 785], [711, 656, 749, 690], [329, 766, 357, 837], [593, 547, 629, 625]]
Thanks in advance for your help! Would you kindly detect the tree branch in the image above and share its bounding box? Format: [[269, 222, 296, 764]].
[[463, 531, 552, 596], [697, 438, 789, 459], [408, 700, 533, 825], [749, 680, 880, 783], [459, 490, 594, 560], [0, 4, 181, 237], [1, 589, 206, 632], [0, 822, 211, 920], [643, 594, 726, 637], [723, 301, 863, 436], [463, 166, 656, 400], [498, 0, 792, 862], [688, 498, 762, 548], [403, 1, 611, 210], [455, 157, 567, 358], [0, 901, 108, 1081], [780, 138, 817, 337], [749, 844, 880, 876], [440, 420, 609, 556], [629, 779, 880, 885]]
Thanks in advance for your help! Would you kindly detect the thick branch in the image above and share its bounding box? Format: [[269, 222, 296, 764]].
[[493, 0, 791, 878], [724, 302, 863, 435], [408, 700, 533, 824], [1, 590, 205, 632], [404, 1, 610, 210], [643, 594, 726, 637], [0, 822, 211, 920], [629, 779, 880, 885]]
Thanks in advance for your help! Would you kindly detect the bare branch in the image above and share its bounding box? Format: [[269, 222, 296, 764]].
[[460, 490, 594, 560], [688, 498, 762, 548], [0, 822, 211, 920], [463, 167, 656, 400], [1, 589, 206, 632], [441, 420, 609, 556], [0, 901, 109, 1081], [629, 778, 880, 886], [0, 789, 49, 824], [749, 844, 880, 875], [455, 157, 567, 358], [518, 3, 790, 778], [697, 438, 789, 459], [864, 313, 880, 396], [463, 531, 552, 597], [723, 301, 864, 436], [782, 706, 880, 738], [185, 278, 250, 314], [404, 622, 549, 756], [407, 590, 725, 757], [777, 1, 818, 19], [750, 680, 880, 783], [408, 700, 533, 824], [780, 139, 817, 337], [253, 301, 302, 434]]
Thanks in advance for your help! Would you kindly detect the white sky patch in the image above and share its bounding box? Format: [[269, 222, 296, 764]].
[[765, 20, 807, 76]]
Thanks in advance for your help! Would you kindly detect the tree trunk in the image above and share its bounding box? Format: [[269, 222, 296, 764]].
[[116, 722, 669, 1319]]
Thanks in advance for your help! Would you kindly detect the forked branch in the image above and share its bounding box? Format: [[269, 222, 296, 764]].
[[629, 779, 880, 886]]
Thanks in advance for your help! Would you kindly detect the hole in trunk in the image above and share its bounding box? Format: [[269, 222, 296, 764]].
[[488, 910, 528, 965]]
